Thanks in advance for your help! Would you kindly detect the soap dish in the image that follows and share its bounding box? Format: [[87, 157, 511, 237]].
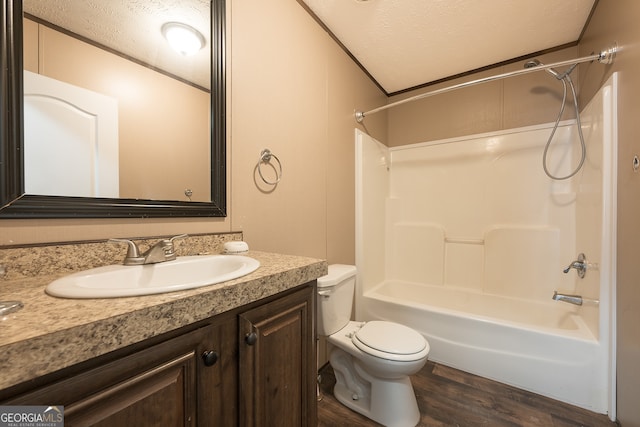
[[223, 241, 249, 254]]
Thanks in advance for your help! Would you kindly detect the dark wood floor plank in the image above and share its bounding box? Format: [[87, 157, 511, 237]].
[[429, 362, 614, 427], [415, 365, 547, 426], [318, 361, 617, 427]]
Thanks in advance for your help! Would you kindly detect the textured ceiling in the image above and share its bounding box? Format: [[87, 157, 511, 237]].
[[23, 1, 597, 95], [301, 0, 597, 94], [23, 0, 210, 89]]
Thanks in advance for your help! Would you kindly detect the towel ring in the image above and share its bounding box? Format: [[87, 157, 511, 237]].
[[258, 149, 282, 185]]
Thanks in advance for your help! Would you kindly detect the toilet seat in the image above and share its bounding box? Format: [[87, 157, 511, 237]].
[[352, 321, 429, 362]]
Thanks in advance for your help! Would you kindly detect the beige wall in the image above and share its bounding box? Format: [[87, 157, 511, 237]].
[[387, 47, 579, 146], [228, 0, 386, 262], [2, 0, 387, 272], [579, 1, 640, 425]]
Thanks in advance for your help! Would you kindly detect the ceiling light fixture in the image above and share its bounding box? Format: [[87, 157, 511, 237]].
[[161, 22, 205, 56]]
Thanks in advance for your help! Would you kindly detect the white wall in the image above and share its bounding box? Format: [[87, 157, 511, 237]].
[[386, 124, 579, 303], [355, 129, 389, 317]]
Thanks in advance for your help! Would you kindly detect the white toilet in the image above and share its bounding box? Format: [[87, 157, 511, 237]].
[[317, 264, 429, 427]]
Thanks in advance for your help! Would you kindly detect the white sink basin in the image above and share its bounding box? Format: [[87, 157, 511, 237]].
[[45, 255, 260, 299]]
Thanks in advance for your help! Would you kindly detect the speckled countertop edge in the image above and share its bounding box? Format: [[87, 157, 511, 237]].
[[0, 250, 327, 391]]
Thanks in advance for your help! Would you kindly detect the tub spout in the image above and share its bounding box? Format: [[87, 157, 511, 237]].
[[552, 291, 583, 306]]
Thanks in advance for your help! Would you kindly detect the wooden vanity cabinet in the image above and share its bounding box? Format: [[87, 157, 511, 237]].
[[3, 315, 238, 427], [1, 282, 316, 427], [239, 284, 316, 427]]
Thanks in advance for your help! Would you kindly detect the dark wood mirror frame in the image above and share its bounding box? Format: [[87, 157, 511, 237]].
[[0, 0, 226, 218]]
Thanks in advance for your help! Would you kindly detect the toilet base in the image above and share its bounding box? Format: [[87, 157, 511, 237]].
[[330, 348, 421, 427]]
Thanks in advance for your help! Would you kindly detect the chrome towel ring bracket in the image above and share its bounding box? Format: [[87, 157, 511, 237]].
[[258, 149, 283, 185]]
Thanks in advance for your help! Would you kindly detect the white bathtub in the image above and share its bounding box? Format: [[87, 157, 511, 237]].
[[355, 74, 617, 417], [360, 280, 608, 413]]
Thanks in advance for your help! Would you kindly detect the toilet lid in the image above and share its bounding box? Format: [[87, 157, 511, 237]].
[[352, 321, 427, 360]]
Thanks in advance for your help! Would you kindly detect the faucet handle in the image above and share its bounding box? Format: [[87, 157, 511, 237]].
[[159, 234, 189, 259], [563, 253, 587, 278], [168, 234, 189, 244], [108, 238, 140, 257], [108, 238, 145, 265]]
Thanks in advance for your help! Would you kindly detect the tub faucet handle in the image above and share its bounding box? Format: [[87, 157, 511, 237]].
[[563, 253, 587, 278]]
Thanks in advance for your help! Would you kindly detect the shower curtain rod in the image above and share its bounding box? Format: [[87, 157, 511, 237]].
[[354, 43, 617, 123]]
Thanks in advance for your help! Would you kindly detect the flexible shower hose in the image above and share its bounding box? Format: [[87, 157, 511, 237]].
[[542, 72, 586, 180]]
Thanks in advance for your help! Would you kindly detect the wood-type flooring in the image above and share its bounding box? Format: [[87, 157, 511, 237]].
[[317, 361, 618, 427]]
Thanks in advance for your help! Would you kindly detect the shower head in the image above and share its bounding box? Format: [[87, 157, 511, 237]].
[[524, 58, 562, 79]]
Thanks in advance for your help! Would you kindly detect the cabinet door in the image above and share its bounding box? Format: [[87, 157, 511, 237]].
[[239, 284, 316, 427], [199, 315, 239, 427], [60, 351, 197, 426], [4, 320, 238, 427]]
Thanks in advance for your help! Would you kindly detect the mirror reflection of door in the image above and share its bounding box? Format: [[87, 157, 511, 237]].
[[24, 70, 119, 198]]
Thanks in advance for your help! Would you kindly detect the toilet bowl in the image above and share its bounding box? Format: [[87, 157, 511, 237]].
[[317, 265, 429, 427]]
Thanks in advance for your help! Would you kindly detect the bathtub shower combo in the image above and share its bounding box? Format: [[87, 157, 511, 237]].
[[355, 74, 617, 418]]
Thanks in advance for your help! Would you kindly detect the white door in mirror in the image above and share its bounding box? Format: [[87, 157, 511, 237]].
[[24, 71, 119, 198]]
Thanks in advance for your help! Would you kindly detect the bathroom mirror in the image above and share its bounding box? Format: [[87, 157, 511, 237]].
[[0, 0, 226, 218]]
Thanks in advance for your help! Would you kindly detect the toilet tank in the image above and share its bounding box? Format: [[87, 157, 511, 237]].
[[317, 264, 357, 336]]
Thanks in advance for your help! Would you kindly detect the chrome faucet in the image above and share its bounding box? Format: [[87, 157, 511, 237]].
[[109, 234, 188, 265], [552, 291, 583, 306], [563, 253, 587, 278]]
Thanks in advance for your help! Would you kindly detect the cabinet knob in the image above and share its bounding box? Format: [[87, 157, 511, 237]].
[[202, 350, 219, 366], [245, 332, 258, 346]]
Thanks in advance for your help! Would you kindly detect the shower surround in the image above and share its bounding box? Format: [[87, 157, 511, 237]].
[[355, 74, 617, 417]]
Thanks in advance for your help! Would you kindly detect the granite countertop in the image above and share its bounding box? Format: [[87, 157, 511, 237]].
[[0, 251, 327, 392]]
